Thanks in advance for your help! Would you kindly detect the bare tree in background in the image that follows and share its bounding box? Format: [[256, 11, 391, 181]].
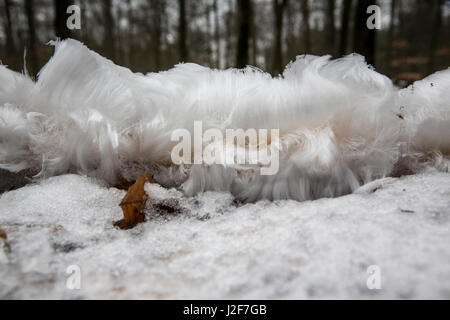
[[250, 0, 257, 66], [301, 0, 311, 53], [80, 0, 89, 44], [428, 0, 444, 74], [286, 0, 296, 62], [125, 0, 134, 68], [213, 0, 221, 67], [235, 0, 250, 68], [3, 0, 15, 54], [204, 0, 212, 65], [325, 0, 336, 55], [225, 0, 235, 68], [25, 0, 38, 76], [271, 0, 288, 75], [178, 0, 189, 61], [102, 0, 115, 60], [150, 0, 164, 70], [386, 0, 397, 72], [353, 0, 376, 66], [338, 0, 352, 56], [53, 0, 71, 39]]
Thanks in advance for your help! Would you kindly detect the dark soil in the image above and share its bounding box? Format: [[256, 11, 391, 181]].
[[0, 169, 36, 194]]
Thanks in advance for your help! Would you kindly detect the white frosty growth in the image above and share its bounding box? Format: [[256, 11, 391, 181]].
[[0, 39, 449, 202]]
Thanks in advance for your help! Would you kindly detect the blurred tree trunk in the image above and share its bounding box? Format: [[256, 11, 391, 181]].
[[126, 0, 134, 68], [53, 0, 71, 39], [225, 0, 234, 68], [301, 0, 311, 53], [338, 0, 352, 56], [353, 0, 376, 66], [386, 0, 397, 74], [428, 0, 443, 74], [80, 0, 89, 44], [150, 0, 163, 70], [161, 0, 170, 68], [205, 1, 212, 65], [325, 0, 336, 55], [235, 0, 250, 68], [25, 0, 38, 76], [178, 0, 189, 61], [250, 0, 257, 66], [398, 0, 406, 29], [3, 0, 15, 54], [102, 0, 115, 60], [271, 0, 287, 75], [115, 4, 123, 65], [213, 0, 221, 67], [286, 0, 296, 62]]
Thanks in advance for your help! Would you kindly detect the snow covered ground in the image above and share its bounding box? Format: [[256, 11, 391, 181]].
[[0, 170, 449, 299]]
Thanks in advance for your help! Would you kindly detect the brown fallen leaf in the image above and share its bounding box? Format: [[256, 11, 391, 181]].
[[0, 228, 11, 254], [0, 228, 6, 240], [113, 173, 156, 230]]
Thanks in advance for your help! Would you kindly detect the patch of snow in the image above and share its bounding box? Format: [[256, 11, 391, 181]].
[[0, 172, 449, 299]]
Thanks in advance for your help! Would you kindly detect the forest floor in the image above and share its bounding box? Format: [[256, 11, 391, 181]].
[[0, 170, 449, 299]]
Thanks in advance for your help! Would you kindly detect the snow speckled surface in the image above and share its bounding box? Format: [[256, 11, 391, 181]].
[[0, 171, 449, 299]]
